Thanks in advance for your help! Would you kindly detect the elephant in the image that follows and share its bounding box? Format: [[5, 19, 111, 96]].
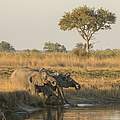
[[10, 67, 81, 105]]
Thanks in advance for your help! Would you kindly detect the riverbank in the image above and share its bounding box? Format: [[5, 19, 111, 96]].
[[1, 89, 120, 120], [1, 87, 120, 114], [1, 66, 120, 114]]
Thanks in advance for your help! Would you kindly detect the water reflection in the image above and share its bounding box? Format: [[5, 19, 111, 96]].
[[29, 107, 64, 120], [26, 105, 120, 120]]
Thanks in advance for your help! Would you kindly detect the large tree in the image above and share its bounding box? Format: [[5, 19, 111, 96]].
[[58, 6, 116, 53]]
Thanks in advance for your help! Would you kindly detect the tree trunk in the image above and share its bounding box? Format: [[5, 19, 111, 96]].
[[86, 40, 90, 54]]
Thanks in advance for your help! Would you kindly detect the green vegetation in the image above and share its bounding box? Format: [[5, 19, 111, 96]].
[[0, 41, 15, 52], [72, 42, 93, 56], [76, 70, 120, 79], [43, 41, 66, 52], [1, 66, 120, 80], [59, 6, 116, 53], [0, 5, 119, 115]]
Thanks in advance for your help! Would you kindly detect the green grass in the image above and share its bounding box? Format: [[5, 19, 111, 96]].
[[1, 67, 120, 79], [1, 66, 120, 106], [76, 70, 120, 79]]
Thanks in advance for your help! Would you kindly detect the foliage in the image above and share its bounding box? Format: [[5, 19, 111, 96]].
[[43, 41, 66, 52], [72, 43, 86, 56], [31, 49, 40, 53], [58, 5, 116, 52], [72, 42, 93, 56], [93, 49, 116, 58], [0, 41, 15, 52]]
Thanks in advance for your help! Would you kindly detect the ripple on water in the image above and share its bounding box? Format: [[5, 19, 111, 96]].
[[8, 105, 120, 120], [63, 107, 120, 120]]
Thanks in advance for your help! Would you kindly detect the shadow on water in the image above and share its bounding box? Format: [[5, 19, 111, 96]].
[[0, 91, 44, 120], [26, 105, 120, 120], [30, 107, 64, 120], [6, 106, 64, 120], [3, 104, 120, 120], [1, 91, 120, 120], [0, 91, 64, 120]]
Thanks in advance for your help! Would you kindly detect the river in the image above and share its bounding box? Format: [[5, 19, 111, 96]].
[[20, 104, 120, 120], [6, 104, 120, 120]]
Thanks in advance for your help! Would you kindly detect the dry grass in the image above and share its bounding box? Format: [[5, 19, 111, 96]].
[[0, 52, 120, 102], [0, 79, 26, 92], [1, 68, 120, 101], [0, 52, 120, 70]]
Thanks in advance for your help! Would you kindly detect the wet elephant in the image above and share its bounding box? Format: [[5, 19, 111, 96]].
[[40, 68, 81, 104], [10, 67, 62, 105]]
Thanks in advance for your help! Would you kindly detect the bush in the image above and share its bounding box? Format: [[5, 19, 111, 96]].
[[93, 49, 116, 58], [72, 48, 87, 57]]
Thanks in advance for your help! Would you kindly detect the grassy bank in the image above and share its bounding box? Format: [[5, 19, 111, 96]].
[[0, 51, 120, 69], [0, 52, 120, 109], [0, 90, 44, 120], [0, 67, 120, 102]]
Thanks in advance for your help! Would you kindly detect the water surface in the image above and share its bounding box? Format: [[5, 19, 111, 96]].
[[25, 105, 120, 120]]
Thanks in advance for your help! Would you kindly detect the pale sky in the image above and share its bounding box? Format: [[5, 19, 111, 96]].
[[0, 0, 120, 50]]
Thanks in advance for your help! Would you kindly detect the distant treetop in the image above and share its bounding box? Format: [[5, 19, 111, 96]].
[[43, 41, 67, 52], [0, 41, 15, 52]]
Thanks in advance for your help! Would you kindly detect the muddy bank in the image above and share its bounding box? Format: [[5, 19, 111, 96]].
[[1, 66, 120, 119], [65, 88, 120, 106], [1, 90, 120, 112], [0, 91, 44, 112], [1, 90, 120, 120]]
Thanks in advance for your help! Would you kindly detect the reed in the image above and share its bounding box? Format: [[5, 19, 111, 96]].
[[0, 52, 120, 69], [0, 51, 120, 104]]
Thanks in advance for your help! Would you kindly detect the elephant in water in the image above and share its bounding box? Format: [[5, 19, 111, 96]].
[[39, 68, 81, 90], [37, 68, 81, 104], [10, 67, 63, 105], [10, 67, 45, 91], [10, 67, 81, 105]]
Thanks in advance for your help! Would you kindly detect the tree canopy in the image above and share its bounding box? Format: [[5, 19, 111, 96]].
[[43, 41, 66, 52], [58, 6, 116, 53], [0, 41, 15, 52]]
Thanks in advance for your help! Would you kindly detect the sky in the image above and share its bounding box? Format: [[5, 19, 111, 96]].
[[0, 0, 120, 50]]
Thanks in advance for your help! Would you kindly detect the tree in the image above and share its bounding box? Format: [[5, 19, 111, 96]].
[[58, 6, 116, 53], [73, 42, 93, 56], [0, 41, 15, 52], [43, 41, 66, 52], [76, 42, 93, 51], [72, 43, 86, 56]]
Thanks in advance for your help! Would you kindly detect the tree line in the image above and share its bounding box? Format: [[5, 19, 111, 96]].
[[0, 5, 116, 55], [1, 40, 120, 58], [0, 40, 92, 54], [0, 41, 67, 52], [0, 41, 15, 52]]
